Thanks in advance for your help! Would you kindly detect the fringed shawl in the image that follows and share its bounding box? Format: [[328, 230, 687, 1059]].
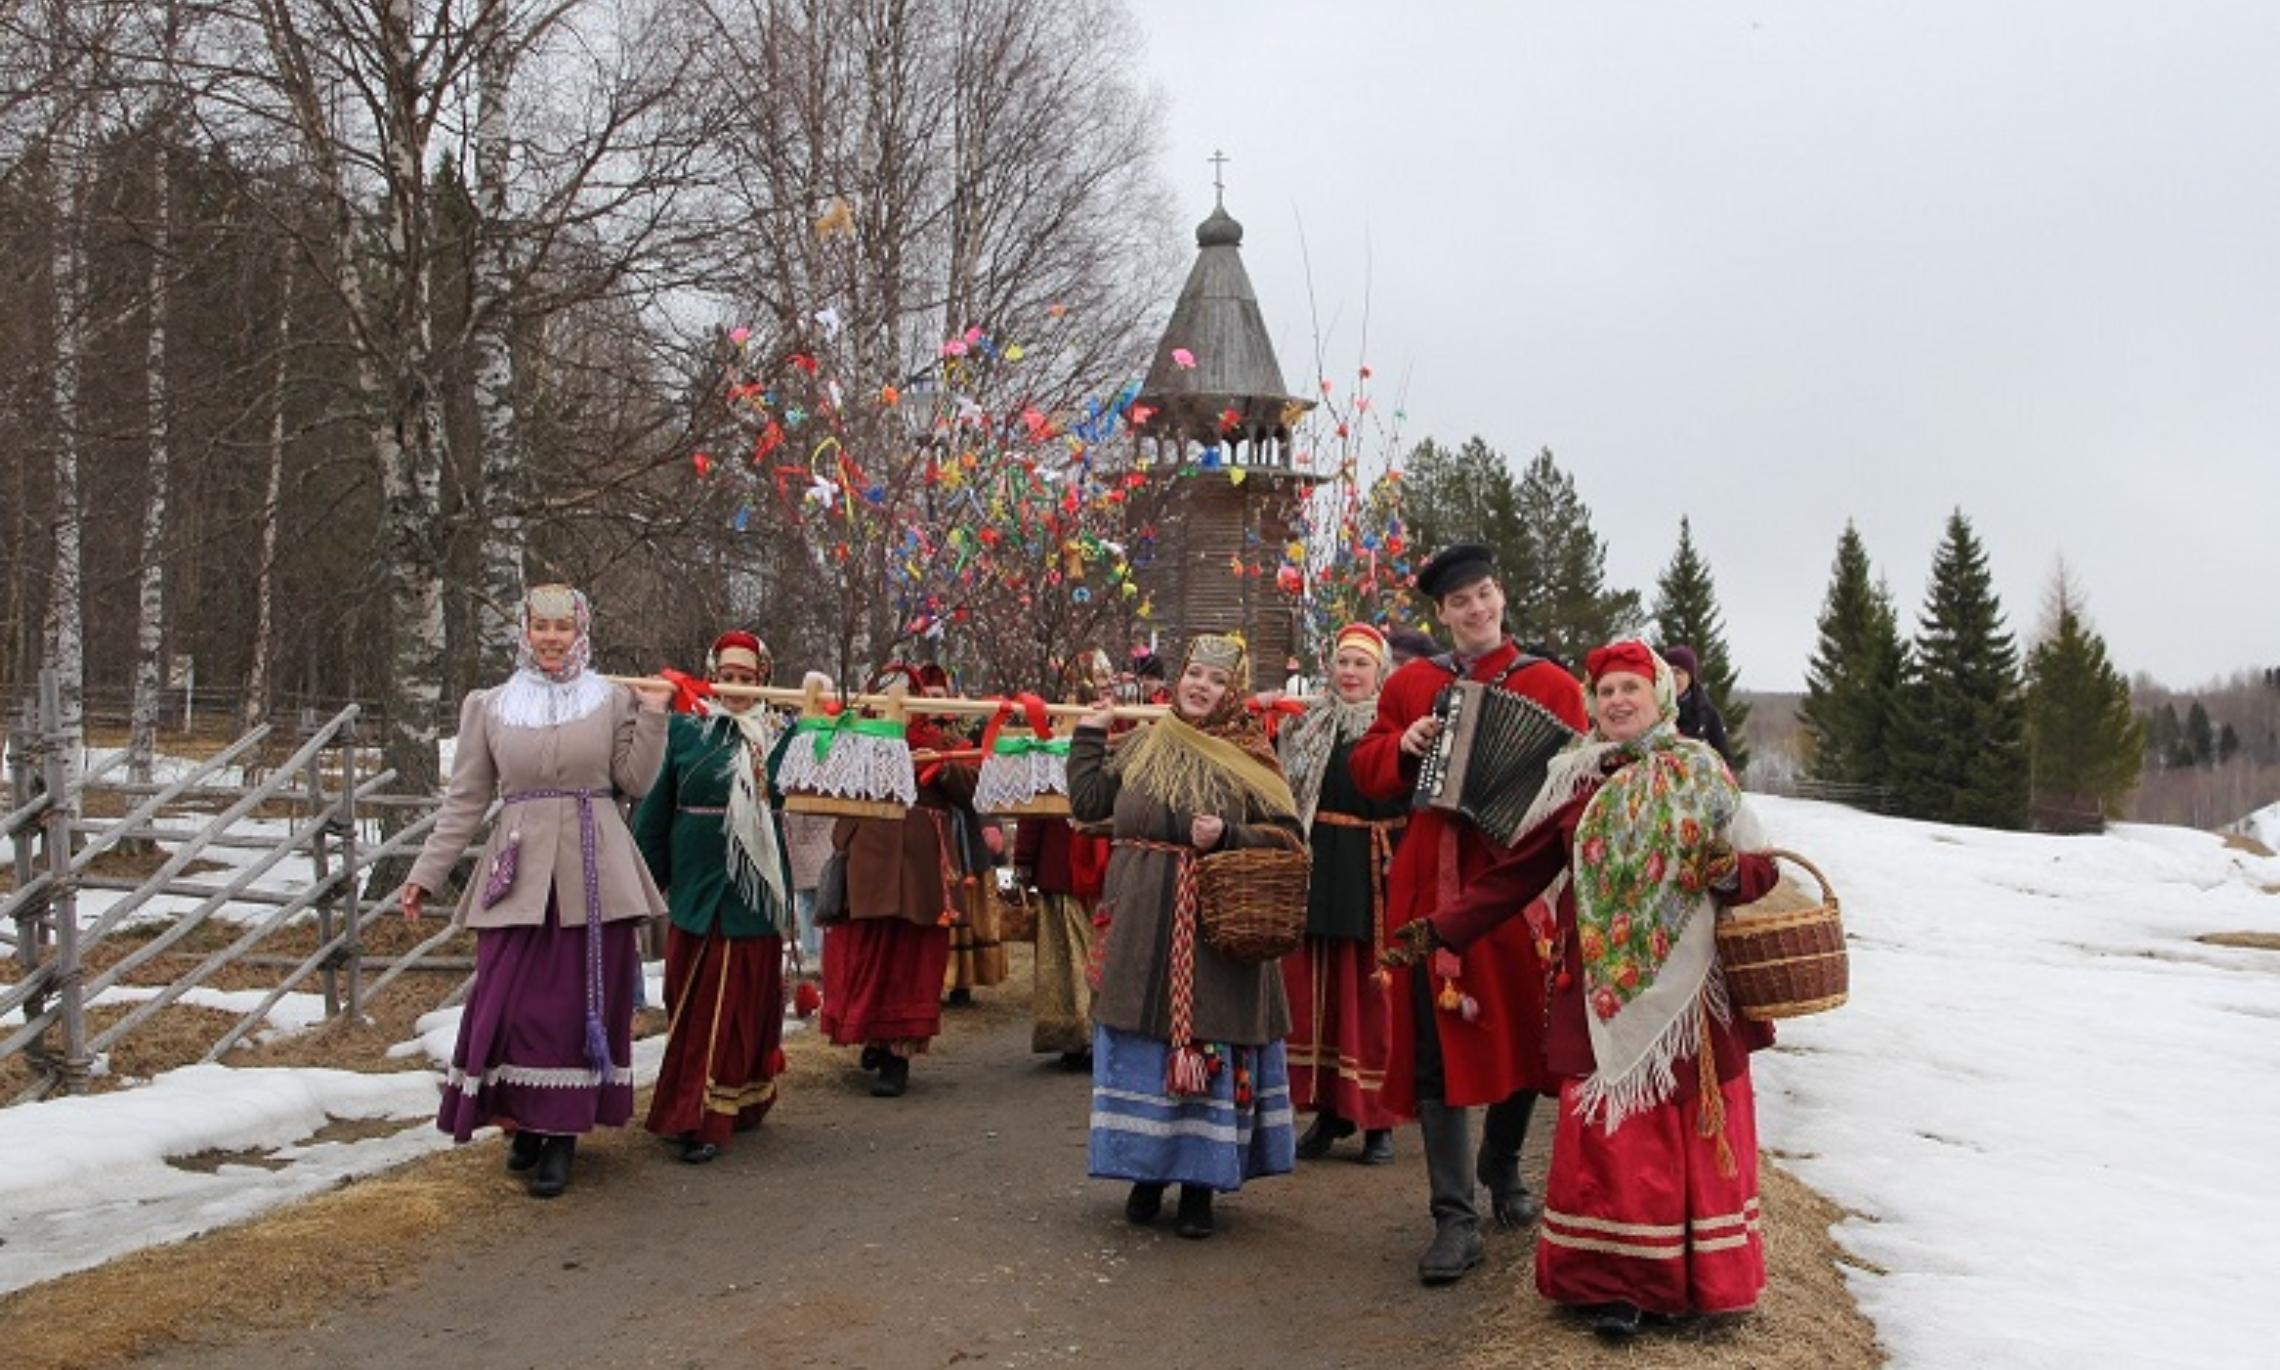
[[1278, 694, 1378, 832], [1108, 710, 1296, 823]]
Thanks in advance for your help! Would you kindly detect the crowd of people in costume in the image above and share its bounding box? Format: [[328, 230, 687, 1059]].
[[398, 543, 1785, 1340]]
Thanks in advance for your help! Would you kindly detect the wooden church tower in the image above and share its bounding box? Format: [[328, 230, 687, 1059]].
[[1130, 169, 1318, 672]]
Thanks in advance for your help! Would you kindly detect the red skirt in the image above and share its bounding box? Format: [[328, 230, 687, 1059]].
[[1537, 1069, 1766, 1317], [820, 918, 950, 1048], [1280, 936, 1399, 1130], [645, 924, 785, 1146]]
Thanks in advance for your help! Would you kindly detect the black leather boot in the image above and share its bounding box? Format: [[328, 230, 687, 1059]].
[[1478, 1090, 1542, 1228], [1415, 1100, 1484, 1284], [1589, 1302, 1644, 1339], [1174, 1185, 1215, 1239], [505, 1129, 543, 1173], [1359, 1129, 1395, 1165], [871, 1053, 910, 1097], [528, 1134, 575, 1199], [1125, 1181, 1166, 1224], [1295, 1111, 1355, 1160], [859, 1044, 887, 1072]]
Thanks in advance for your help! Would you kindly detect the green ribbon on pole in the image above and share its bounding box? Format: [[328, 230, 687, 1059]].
[[990, 734, 1071, 757], [794, 713, 906, 762]]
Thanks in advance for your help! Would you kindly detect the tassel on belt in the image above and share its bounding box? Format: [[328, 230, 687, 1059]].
[[1113, 836, 1213, 1097], [501, 787, 616, 1076]]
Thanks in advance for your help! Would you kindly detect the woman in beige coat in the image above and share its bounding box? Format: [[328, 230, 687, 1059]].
[[402, 584, 670, 1197]]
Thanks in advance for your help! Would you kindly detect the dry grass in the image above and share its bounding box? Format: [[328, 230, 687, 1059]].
[[1461, 1161, 1885, 1369], [0, 989, 848, 1369], [0, 1137, 527, 1370], [2220, 832, 2276, 858], [2197, 931, 2280, 952]]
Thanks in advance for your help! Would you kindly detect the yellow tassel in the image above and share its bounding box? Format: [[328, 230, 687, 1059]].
[[1437, 979, 1462, 1012]]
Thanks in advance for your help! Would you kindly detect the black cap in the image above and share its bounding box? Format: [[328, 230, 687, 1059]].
[[1416, 542, 1496, 601]]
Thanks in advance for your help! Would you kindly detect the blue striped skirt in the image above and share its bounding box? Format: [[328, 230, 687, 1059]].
[[1087, 1024, 1295, 1193]]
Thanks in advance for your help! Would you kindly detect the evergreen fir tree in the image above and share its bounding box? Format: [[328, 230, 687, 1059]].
[[2218, 722, 2242, 765], [2185, 701, 2215, 767], [1509, 448, 1641, 670], [1799, 523, 1905, 791], [2023, 569, 2145, 825], [2144, 702, 2180, 770], [1651, 517, 1750, 769], [1398, 436, 1528, 581], [1890, 510, 2029, 828]]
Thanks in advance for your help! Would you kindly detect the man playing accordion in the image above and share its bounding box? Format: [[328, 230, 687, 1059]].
[[1349, 543, 1589, 1285]]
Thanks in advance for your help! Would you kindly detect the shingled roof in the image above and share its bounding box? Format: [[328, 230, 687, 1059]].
[[1134, 201, 1313, 454]]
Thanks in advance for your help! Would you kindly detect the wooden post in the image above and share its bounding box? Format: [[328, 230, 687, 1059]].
[[303, 732, 339, 1018], [9, 693, 51, 1081], [39, 669, 89, 1092], [337, 721, 363, 1018]]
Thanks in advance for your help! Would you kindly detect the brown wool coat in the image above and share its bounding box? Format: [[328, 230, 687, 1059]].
[[1068, 725, 1299, 1047], [407, 685, 670, 929], [832, 764, 981, 928]]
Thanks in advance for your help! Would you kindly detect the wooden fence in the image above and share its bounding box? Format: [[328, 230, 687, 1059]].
[[2, 669, 474, 1105]]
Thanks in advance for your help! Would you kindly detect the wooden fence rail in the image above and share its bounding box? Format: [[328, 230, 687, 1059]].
[[2, 668, 482, 1104]]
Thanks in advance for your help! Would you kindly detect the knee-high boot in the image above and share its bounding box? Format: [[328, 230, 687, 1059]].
[[1416, 1099, 1485, 1284], [1478, 1089, 1543, 1228]]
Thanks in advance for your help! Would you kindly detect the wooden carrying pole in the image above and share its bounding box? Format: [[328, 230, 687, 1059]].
[[604, 676, 1168, 721]]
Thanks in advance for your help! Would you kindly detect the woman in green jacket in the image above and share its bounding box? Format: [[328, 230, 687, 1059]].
[[636, 631, 795, 1163]]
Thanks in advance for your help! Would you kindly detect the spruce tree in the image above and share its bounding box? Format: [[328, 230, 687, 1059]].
[[2023, 569, 2145, 825], [1399, 436, 1528, 582], [2218, 722, 2241, 765], [1799, 523, 1906, 791], [1890, 510, 2029, 828], [2144, 702, 2180, 770], [1509, 448, 1641, 669], [2185, 701, 2215, 767], [1651, 517, 1750, 769]]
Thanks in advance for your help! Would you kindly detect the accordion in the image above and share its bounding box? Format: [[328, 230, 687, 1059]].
[[1412, 680, 1583, 844]]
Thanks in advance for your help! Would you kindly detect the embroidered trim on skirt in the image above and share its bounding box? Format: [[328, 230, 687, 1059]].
[[437, 896, 638, 1142], [1537, 1069, 1765, 1317], [1087, 1024, 1295, 1193], [645, 924, 786, 1146], [1281, 935, 1399, 1129], [1031, 891, 1093, 1055]]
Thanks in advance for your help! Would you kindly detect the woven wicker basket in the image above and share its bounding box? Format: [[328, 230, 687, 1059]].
[[1195, 844, 1311, 963], [1716, 848, 1848, 1021]]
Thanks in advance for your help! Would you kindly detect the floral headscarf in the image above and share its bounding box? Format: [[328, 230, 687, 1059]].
[[1515, 640, 1747, 1133], [490, 584, 613, 728]]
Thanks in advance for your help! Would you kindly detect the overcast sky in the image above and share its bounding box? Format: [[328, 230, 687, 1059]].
[[1135, 0, 2279, 691]]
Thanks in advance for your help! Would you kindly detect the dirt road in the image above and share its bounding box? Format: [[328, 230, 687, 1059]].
[[137, 991, 1503, 1369]]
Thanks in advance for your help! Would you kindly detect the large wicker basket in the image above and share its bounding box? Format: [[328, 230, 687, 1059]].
[[1716, 848, 1848, 1021], [1195, 844, 1311, 963]]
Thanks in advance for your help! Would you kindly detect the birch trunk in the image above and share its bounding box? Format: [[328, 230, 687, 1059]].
[[374, 0, 446, 807], [129, 133, 174, 782], [241, 249, 291, 735], [42, 79, 86, 763], [471, 39, 525, 680]]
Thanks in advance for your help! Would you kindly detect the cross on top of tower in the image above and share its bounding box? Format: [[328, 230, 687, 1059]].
[[1210, 149, 1228, 207]]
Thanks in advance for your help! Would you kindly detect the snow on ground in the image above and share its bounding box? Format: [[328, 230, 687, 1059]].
[[1749, 795, 2280, 1370], [0, 954, 809, 1295], [0, 1064, 446, 1296], [2232, 798, 2280, 851], [0, 984, 328, 1043]]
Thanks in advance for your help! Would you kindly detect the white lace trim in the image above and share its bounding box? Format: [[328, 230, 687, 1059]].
[[973, 750, 1069, 810], [447, 1062, 636, 1095], [775, 729, 918, 805], [487, 669, 614, 730]]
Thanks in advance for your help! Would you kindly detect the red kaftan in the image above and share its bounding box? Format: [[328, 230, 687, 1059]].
[[1347, 641, 1589, 1115]]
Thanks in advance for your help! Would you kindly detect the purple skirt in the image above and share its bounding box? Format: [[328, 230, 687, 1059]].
[[437, 896, 640, 1142]]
